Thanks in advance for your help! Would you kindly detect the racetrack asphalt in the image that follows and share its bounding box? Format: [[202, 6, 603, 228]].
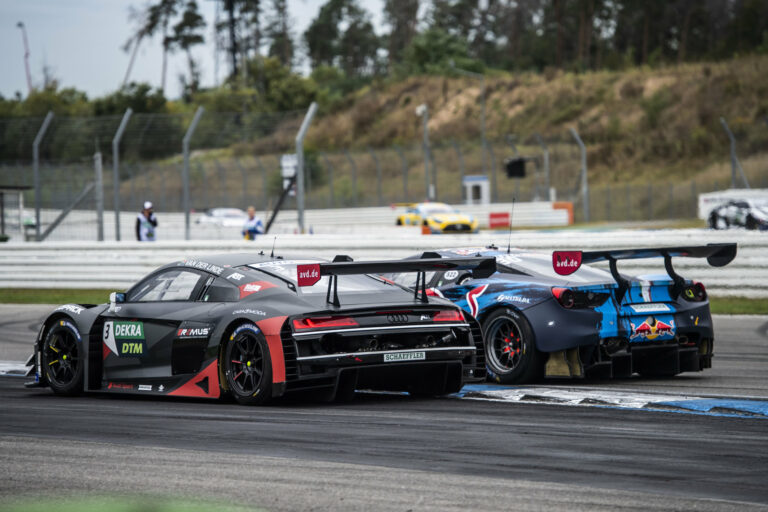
[[1, 305, 767, 510]]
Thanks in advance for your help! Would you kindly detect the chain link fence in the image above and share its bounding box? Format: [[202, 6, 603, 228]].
[[1, 110, 766, 241]]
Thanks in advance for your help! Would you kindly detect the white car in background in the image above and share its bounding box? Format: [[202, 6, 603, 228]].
[[195, 208, 247, 227], [708, 199, 768, 230]]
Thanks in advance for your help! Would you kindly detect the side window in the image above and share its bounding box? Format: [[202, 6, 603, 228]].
[[387, 271, 436, 289], [202, 276, 240, 302], [127, 269, 205, 302], [434, 270, 463, 288]]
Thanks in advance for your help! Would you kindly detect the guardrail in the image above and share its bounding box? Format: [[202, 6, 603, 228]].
[[0, 228, 764, 297]]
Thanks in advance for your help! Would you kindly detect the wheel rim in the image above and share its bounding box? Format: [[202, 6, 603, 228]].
[[45, 329, 79, 387], [228, 333, 265, 395], [487, 317, 524, 374]]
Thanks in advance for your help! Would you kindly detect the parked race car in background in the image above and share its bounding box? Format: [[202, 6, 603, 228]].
[[26, 253, 495, 405], [708, 199, 768, 230], [195, 208, 247, 227], [388, 244, 737, 384], [396, 202, 479, 233]]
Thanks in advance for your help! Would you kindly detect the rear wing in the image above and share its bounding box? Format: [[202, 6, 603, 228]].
[[298, 252, 496, 307], [553, 243, 737, 300]]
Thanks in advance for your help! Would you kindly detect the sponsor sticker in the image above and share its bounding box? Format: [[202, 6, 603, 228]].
[[630, 317, 675, 341], [177, 327, 211, 339], [384, 351, 426, 362], [138, 384, 152, 391], [629, 303, 671, 313], [552, 251, 582, 276], [238, 280, 277, 299], [103, 320, 146, 357], [232, 308, 267, 316], [444, 270, 459, 280], [230, 324, 260, 340], [56, 304, 84, 315], [496, 294, 531, 304], [180, 259, 224, 275], [107, 382, 132, 390], [227, 272, 245, 282], [297, 264, 321, 287]]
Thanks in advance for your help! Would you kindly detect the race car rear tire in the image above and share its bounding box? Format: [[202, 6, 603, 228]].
[[746, 215, 757, 230], [708, 212, 718, 229], [483, 309, 543, 384], [396, 219, 403, 226], [223, 324, 273, 405], [41, 319, 84, 396]]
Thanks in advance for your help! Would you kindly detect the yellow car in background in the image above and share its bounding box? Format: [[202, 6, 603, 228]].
[[396, 202, 479, 234]]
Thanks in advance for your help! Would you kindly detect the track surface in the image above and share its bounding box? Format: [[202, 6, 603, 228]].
[[1, 305, 767, 510]]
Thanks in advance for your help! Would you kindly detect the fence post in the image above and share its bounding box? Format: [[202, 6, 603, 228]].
[[93, 149, 104, 241], [233, 157, 247, 208], [344, 150, 358, 207], [368, 147, 383, 206], [182, 106, 204, 240], [32, 111, 54, 241], [719, 117, 750, 189], [647, 183, 653, 220], [295, 102, 318, 234], [111, 107, 132, 241], [395, 145, 408, 202], [569, 127, 589, 223], [321, 153, 334, 208], [214, 159, 227, 206], [534, 133, 551, 199], [416, 104, 432, 200], [486, 141, 503, 201], [451, 140, 465, 192]]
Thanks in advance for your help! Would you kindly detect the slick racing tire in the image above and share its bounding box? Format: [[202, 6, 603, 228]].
[[708, 212, 718, 229], [41, 319, 84, 396], [483, 309, 542, 384], [746, 215, 757, 230], [223, 324, 272, 405]]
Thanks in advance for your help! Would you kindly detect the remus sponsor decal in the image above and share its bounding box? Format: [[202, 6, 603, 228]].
[[177, 327, 211, 339], [103, 320, 147, 357]]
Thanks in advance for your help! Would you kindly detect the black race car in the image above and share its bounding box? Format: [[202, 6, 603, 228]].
[[708, 199, 768, 230], [26, 253, 495, 405]]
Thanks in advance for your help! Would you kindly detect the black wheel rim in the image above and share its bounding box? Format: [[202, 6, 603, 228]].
[[487, 317, 524, 374], [228, 333, 265, 396], [45, 329, 79, 387]]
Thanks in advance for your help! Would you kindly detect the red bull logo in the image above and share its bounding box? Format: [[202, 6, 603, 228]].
[[630, 316, 675, 340]]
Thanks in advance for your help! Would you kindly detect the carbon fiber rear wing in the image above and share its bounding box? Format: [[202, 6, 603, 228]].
[[298, 252, 496, 306], [553, 243, 737, 300]]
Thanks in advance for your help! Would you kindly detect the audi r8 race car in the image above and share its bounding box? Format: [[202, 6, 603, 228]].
[[708, 199, 768, 230], [396, 202, 479, 233], [388, 244, 736, 384], [26, 253, 495, 405]]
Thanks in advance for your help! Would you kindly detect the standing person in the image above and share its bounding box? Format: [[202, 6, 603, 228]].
[[136, 201, 158, 241], [242, 206, 264, 240]]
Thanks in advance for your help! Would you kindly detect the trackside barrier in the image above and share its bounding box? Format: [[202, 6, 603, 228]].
[[0, 229, 765, 298]]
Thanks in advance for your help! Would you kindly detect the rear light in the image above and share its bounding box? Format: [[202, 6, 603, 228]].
[[683, 281, 707, 302], [292, 316, 359, 330], [551, 287, 575, 309], [432, 310, 464, 322]]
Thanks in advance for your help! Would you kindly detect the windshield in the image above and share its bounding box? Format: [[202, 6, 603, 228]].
[[248, 260, 398, 295], [495, 253, 613, 283], [420, 203, 455, 215]]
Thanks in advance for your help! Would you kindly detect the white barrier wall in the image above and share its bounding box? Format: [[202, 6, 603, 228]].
[[0, 228, 764, 298]]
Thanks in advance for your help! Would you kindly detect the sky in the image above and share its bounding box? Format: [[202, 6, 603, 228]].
[[0, 0, 385, 101]]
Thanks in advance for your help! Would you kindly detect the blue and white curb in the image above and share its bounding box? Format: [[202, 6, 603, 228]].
[[456, 384, 768, 418]]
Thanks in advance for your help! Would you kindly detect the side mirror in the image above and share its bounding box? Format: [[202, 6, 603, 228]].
[[109, 292, 125, 312]]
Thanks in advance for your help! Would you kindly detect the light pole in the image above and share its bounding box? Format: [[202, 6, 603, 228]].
[[416, 103, 433, 200], [450, 62, 486, 178], [16, 22, 33, 94]]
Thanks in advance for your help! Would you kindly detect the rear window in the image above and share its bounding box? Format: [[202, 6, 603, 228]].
[[497, 253, 613, 283], [248, 260, 400, 295]]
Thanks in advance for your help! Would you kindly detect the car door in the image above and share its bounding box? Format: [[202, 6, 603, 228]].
[[101, 268, 209, 382]]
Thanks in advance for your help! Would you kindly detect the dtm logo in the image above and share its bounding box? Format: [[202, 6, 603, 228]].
[[103, 320, 147, 357], [177, 327, 210, 338], [630, 316, 675, 341]]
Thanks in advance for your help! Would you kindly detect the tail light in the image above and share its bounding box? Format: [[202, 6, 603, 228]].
[[432, 310, 464, 322], [683, 281, 707, 302], [552, 287, 575, 308], [293, 316, 358, 330]]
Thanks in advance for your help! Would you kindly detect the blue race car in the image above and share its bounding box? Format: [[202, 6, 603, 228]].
[[387, 244, 736, 383]]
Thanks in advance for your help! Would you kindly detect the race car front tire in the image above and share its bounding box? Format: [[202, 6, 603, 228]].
[[41, 319, 84, 396], [483, 309, 543, 384], [223, 324, 273, 405]]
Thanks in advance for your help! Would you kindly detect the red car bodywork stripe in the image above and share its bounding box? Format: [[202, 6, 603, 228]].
[[257, 315, 287, 384], [167, 359, 220, 399]]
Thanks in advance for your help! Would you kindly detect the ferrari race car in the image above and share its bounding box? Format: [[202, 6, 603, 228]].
[[388, 244, 736, 383], [396, 202, 479, 233], [708, 199, 768, 230], [26, 253, 495, 405]]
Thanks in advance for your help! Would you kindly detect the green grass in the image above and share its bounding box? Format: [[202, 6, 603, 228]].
[[0, 288, 765, 315], [0, 288, 115, 305]]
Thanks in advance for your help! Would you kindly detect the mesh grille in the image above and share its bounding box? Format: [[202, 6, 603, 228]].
[[280, 322, 299, 381]]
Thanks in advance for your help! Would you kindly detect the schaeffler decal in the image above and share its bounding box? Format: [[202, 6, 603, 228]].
[[466, 284, 489, 318], [230, 324, 260, 340], [103, 320, 147, 357]]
